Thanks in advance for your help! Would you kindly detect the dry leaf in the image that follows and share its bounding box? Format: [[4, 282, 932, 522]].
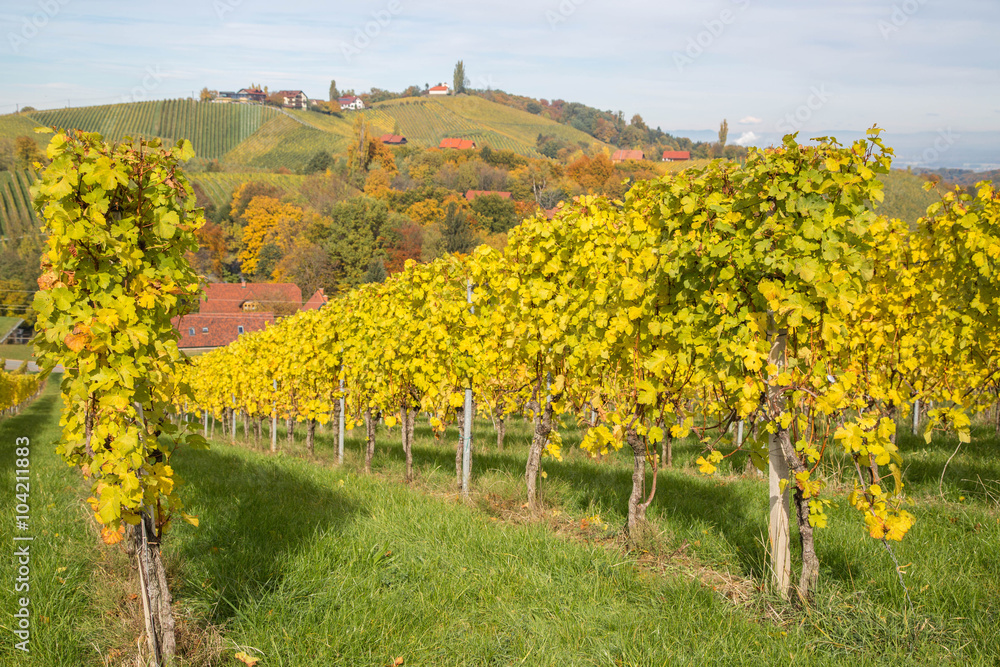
[[393, 658, 404, 666], [100, 524, 126, 545], [235, 651, 260, 666]]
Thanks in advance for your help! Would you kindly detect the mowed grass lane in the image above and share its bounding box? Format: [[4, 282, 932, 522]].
[[3, 381, 998, 665]]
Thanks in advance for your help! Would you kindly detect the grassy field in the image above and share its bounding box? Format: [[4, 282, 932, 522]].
[[1, 379, 997, 665]]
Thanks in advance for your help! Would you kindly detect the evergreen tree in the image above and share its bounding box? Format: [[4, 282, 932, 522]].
[[329, 79, 340, 102], [453, 60, 467, 94], [443, 202, 476, 254], [363, 257, 387, 283]]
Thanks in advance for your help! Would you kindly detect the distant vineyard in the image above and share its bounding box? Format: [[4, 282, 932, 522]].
[[375, 97, 608, 157], [434, 96, 608, 151], [0, 114, 48, 146], [27, 100, 280, 159], [222, 116, 348, 170], [0, 169, 38, 238], [376, 100, 483, 148], [191, 172, 309, 208]]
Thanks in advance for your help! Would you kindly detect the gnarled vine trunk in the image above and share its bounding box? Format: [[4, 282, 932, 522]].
[[287, 417, 294, 445], [132, 512, 175, 664], [775, 426, 820, 601], [626, 427, 657, 536], [495, 413, 506, 452], [661, 434, 672, 469], [401, 405, 414, 481], [364, 408, 376, 473], [306, 418, 317, 456], [525, 398, 553, 513]]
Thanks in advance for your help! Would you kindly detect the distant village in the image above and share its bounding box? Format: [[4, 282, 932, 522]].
[[207, 85, 690, 164], [209, 83, 453, 112]]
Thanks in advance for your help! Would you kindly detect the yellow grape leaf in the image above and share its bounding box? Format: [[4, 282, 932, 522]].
[[235, 652, 260, 666], [384, 415, 398, 428]]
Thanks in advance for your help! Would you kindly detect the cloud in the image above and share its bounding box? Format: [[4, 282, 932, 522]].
[[734, 131, 759, 146], [739, 116, 763, 125]]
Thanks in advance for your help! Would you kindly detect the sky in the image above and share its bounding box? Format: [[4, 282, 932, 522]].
[[2, 0, 999, 167]]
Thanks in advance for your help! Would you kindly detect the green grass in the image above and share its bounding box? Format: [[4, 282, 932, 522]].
[[0, 343, 33, 361], [2, 388, 998, 665]]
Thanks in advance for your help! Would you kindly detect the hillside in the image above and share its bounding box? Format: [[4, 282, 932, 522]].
[[24, 100, 280, 159], [0, 95, 613, 174]]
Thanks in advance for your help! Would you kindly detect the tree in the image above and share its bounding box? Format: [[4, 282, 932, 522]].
[[329, 79, 340, 102], [14, 136, 43, 169], [304, 150, 333, 175], [199, 87, 215, 102], [453, 60, 467, 95], [471, 193, 517, 233], [443, 202, 476, 254], [718, 118, 729, 147], [363, 257, 387, 283]]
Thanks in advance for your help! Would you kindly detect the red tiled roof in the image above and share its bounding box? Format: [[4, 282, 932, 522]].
[[303, 288, 328, 311], [173, 312, 273, 349], [276, 90, 304, 97], [662, 150, 691, 160], [199, 282, 303, 314], [379, 134, 407, 144], [465, 190, 512, 201], [611, 149, 645, 162], [439, 138, 476, 150], [428, 85, 449, 92]]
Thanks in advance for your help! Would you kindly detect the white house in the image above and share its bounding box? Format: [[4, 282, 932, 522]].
[[338, 95, 365, 110], [428, 84, 449, 96]]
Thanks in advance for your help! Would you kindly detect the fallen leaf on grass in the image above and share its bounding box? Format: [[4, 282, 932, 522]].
[[235, 651, 260, 666], [393, 658, 404, 666]]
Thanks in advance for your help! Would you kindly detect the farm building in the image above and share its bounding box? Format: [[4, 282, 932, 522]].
[[465, 190, 511, 201], [236, 87, 267, 103], [338, 95, 365, 111], [276, 90, 309, 109], [173, 282, 327, 350], [428, 85, 450, 96], [379, 134, 407, 145], [611, 149, 645, 163], [662, 150, 691, 161], [440, 138, 477, 150]]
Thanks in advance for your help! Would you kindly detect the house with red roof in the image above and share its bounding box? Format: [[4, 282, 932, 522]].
[[173, 282, 327, 350], [439, 138, 476, 150], [465, 190, 512, 201], [338, 95, 365, 111], [662, 150, 691, 162], [276, 90, 309, 109], [237, 87, 267, 103], [611, 149, 645, 163], [379, 134, 407, 145], [428, 84, 450, 96]]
